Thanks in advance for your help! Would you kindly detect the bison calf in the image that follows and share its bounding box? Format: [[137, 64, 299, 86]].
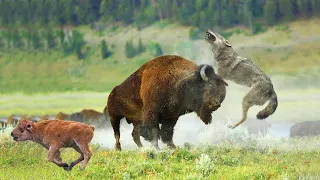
[[11, 120, 95, 171], [107, 55, 228, 150]]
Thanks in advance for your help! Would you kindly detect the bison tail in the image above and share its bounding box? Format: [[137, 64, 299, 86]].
[[89, 125, 95, 131], [257, 91, 278, 120]]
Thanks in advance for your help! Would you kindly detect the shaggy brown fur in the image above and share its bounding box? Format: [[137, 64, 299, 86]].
[[11, 120, 95, 171], [107, 55, 228, 150]]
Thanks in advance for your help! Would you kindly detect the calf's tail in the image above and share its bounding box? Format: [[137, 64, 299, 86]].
[[89, 125, 95, 131]]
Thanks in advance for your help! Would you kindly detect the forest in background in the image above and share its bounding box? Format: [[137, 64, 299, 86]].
[[0, 0, 320, 93], [1, 0, 320, 55], [1, 0, 320, 52], [1, 0, 320, 29]]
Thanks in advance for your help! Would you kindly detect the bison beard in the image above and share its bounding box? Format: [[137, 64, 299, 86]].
[[107, 55, 227, 150]]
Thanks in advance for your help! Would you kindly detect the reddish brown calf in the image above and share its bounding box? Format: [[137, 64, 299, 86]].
[[11, 120, 95, 171]]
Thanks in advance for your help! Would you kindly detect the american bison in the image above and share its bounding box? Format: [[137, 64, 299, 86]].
[[11, 119, 95, 171], [107, 55, 228, 150], [290, 121, 320, 137], [55, 112, 69, 120], [56, 109, 109, 128], [7, 114, 19, 126]]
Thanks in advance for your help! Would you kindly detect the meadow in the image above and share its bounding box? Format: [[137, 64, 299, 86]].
[[1, 126, 320, 180]]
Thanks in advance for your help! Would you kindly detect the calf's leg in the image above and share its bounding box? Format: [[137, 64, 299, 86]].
[[67, 145, 84, 171], [77, 143, 92, 170], [47, 146, 69, 170]]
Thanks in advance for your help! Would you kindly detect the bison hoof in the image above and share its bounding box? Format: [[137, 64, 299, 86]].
[[227, 124, 236, 129], [62, 164, 71, 171]]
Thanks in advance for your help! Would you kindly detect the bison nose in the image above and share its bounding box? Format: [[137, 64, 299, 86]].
[[11, 132, 14, 137]]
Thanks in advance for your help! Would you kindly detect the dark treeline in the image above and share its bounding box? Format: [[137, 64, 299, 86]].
[[1, 0, 320, 29], [0, 0, 319, 59]]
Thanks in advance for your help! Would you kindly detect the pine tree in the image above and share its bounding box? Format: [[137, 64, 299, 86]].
[[279, 0, 294, 21], [45, 28, 57, 49], [311, 0, 320, 16], [264, 0, 278, 25], [125, 40, 136, 58], [137, 38, 146, 54], [101, 39, 111, 59], [297, 0, 313, 18], [31, 29, 42, 49]]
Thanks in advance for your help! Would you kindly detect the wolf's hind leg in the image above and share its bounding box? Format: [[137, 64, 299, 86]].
[[228, 85, 265, 129]]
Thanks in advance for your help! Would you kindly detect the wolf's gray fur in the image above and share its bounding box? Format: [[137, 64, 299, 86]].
[[205, 29, 278, 129]]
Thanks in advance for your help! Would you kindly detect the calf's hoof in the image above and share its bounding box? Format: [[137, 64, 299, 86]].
[[62, 163, 71, 171]]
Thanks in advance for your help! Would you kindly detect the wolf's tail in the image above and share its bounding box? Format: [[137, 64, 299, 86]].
[[257, 91, 278, 119]]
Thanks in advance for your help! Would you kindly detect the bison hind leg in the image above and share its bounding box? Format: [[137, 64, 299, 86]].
[[140, 124, 160, 141], [110, 115, 123, 150], [131, 122, 143, 148]]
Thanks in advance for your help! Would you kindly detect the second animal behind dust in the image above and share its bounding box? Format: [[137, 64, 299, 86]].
[[205, 29, 278, 129]]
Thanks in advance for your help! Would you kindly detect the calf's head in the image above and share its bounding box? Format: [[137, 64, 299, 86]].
[[11, 120, 34, 141]]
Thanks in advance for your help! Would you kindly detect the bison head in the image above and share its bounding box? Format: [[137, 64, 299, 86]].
[[11, 120, 34, 141], [179, 65, 227, 125]]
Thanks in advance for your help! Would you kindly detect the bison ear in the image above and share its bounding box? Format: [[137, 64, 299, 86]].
[[199, 65, 215, 82]]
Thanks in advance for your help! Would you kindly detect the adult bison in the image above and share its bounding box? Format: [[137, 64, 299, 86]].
[[56, 109, 109, 128], [290, 121, 320, 137], [107, 55, 228, 150]]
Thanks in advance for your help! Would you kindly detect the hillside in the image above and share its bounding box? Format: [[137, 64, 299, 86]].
[[1, 19, 320, 94]]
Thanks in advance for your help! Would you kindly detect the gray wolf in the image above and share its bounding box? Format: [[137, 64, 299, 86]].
[[205, 30, 278, 129]]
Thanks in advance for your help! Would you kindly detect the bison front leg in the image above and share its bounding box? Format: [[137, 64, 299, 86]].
[[143, 111, 160, 150], [160, 121, 177, 149], [48, 146, 69, 170], [132, 122, 143, 148]]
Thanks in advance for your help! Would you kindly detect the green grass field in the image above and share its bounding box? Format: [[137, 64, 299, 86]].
[[0, 92, 108, 117], [1, 128, 320, 180]]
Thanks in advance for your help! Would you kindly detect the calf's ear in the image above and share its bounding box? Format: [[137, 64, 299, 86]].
[[26, 123, 33, 131]]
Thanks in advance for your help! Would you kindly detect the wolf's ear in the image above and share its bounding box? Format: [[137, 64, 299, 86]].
[[225, 40, 232, 47]]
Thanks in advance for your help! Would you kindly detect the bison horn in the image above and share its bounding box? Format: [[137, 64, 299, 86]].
[[200, 65, 209, 82]]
